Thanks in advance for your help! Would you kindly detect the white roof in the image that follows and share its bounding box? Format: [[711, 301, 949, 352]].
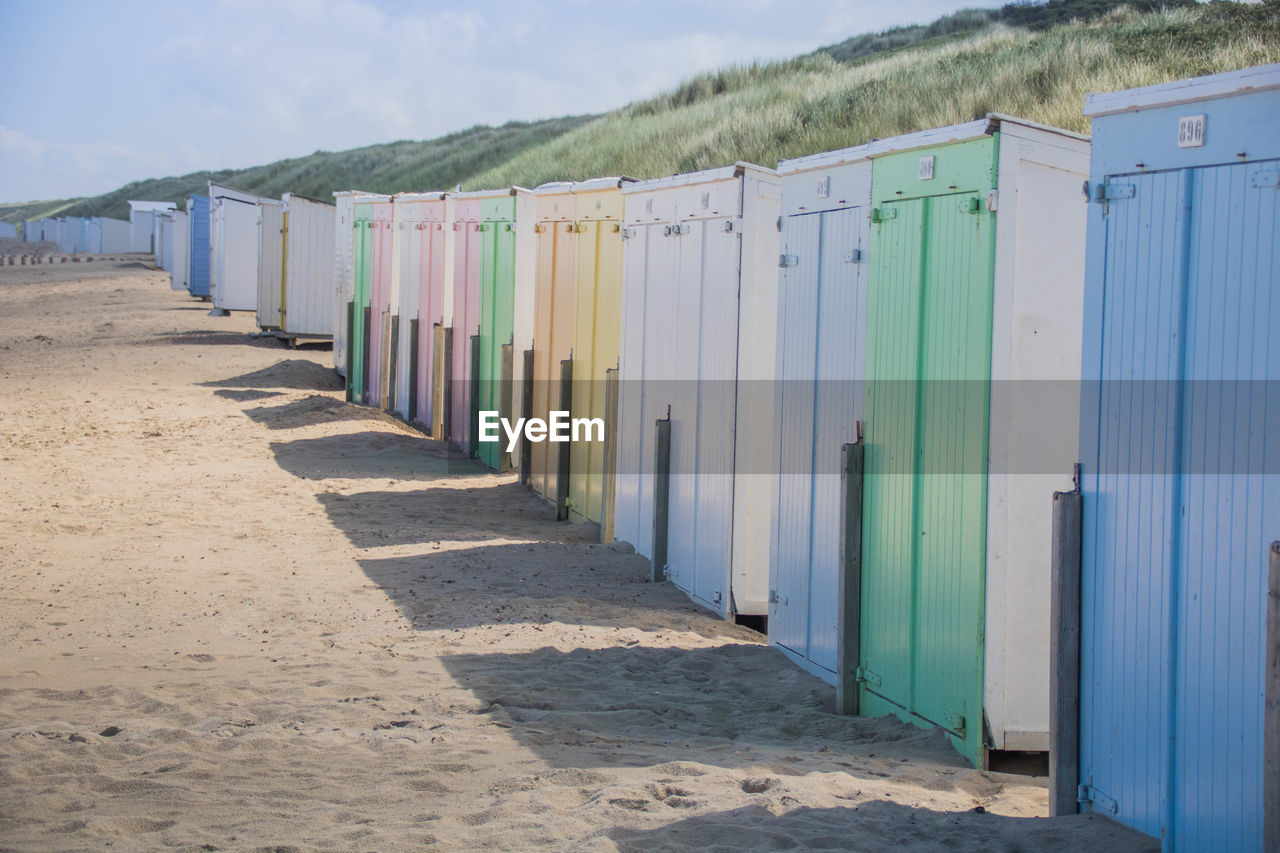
[[127, 200, 177, 212], [622, 162, 774, 193], [1084, 63, 1280, 117]]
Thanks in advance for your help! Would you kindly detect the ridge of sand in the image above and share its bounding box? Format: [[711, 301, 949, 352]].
[[0, 261, 1157, 851]]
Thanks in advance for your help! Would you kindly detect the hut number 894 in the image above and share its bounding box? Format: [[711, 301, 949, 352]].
[[1178, 115, 1206, 149]]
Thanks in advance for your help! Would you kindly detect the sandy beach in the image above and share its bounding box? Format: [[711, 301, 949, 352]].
[[0, 261, 1156, 851]]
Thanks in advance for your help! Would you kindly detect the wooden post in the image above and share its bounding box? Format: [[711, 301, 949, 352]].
[[381, 311, 395, 412], [440, 327, 453, 442], [651, 416, 672, 584], [361, 305, 371, 406], [407, 318, 419, 424], [344, 300, 354, 403], [385, 312, 399, 413], [519, 349, 534, 485], [1049, 473, 1083, 818], [1266, 540, 1280, 853], [555, 358, 573, 521], [432, 325, 445, 437], [601, 367, 620, 543], [500, 343, 513, 472], [469, 334, 481, 459], [837, 441, 864, 715]]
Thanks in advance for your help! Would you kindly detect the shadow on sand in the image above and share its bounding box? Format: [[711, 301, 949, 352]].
[[605, 803, 1154, 852]]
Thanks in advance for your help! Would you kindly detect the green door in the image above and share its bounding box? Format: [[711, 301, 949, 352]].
[[477, 199, 516, 471], [350, 204, 374, 401], [860, 136, 998, 767]]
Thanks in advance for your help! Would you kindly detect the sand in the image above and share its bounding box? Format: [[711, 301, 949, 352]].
[[0, 260, 1157, 851]]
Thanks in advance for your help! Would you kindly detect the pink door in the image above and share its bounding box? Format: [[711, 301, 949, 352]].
[[450, 199, 483, 447]]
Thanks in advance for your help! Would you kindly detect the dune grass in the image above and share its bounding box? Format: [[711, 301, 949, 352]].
[[5, 1, 1277, 224], [466, 2, 1280, 188]]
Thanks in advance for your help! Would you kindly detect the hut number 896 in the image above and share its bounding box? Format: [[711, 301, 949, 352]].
[[1178, 115, 1205, 148]]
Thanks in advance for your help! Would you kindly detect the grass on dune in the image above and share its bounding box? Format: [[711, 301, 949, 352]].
[[466, 2, 1280, 188]]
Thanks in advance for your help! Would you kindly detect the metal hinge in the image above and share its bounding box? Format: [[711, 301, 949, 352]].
[[768, 589, 787, 605], [712, 590, 722, 604], [620, 227, 636, 240], [722, 218, 743, 233], [854, 666, 882, 687], [534, 222, 546, 233], [842, 249, 862, 263], [985, 190, 998, 212], [870, 207, 897, 223], [1104, 183, 1136, 200], [478, 223, 490, 231], [779, 254, 799, 268], [959, 197, 981, 214], [1077, 784, 1119, 815], [571, 223, 588, 233], [1250, 167, 1280, 189]]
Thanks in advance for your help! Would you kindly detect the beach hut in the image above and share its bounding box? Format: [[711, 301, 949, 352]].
[[276, 194, 337, 341], [256, 199, 285, 331], [128, 201, 175, 253], [473, 188, 536, 471], [209, 183, 271, 314], [768, 142, 873, 683], [0, 221, 17, 240], [42, 219, 59, 243], [56, 218, 80, 254], [1062, 65, 1280, 849], [854, 116, 1088, 767], [97, 217, 131, 253], [389, 192, 450, 425], [187, 195, 211, 299], [21, 221, 41, 241], [169, 209, 190, 292], [347, 195, 393, 405], [527, 182, 578, 502], [83, 218, 102, 254], [612, 163, 781, 620]]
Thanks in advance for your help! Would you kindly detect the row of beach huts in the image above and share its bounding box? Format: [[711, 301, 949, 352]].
[[13, 202, 178, 255], [149, 65, 1276, 851]]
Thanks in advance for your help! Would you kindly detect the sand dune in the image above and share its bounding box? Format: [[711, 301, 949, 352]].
[[0, 261, 1156, 851]]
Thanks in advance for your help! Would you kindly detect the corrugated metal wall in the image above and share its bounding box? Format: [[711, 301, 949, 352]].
[[257, 200, 284, 330], [569, 186, 624, 523], [282, 195, 336, 337], [188, 196, 210, 298], [530, 187, 577, 500]]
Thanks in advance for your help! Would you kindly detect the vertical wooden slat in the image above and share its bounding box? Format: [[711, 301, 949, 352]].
[[520, 349, 534, 485], [602, 367, 620, 543], [555, 358, 573, 520], [1050, 478, 1083, 817], [837, 440, 864, 715], [651, 416, 671, 584]]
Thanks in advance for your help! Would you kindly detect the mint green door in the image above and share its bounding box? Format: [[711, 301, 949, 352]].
[[860, 136, 997, 767], [477, 199, 516, 471], [350, 203, 373, 401]]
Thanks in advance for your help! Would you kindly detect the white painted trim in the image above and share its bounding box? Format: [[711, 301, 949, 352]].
[[1083, 62, 1280, 116]]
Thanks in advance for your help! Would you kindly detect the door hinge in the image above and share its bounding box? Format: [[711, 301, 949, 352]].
[[620, 227, 636, 240], [768, 589, 787, 605], [722, 217, 743, 233], [842, 249, 862, 263], [985, 189, 998, 212], [1077, 784, 1119, 816], [712, 590, 722, 604], [1104, 183, 1136, 200], [854, 666, 882, 687], [959, 197, 981, 214], [571, 223, 588, 233], [779, 254, 799, 268], [478, 223, 491, 231], [870, 207, 897, 223], [1250, 167, 1280, 189]]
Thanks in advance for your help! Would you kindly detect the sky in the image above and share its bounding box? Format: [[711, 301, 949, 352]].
[[0, 0, 986, 203]]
